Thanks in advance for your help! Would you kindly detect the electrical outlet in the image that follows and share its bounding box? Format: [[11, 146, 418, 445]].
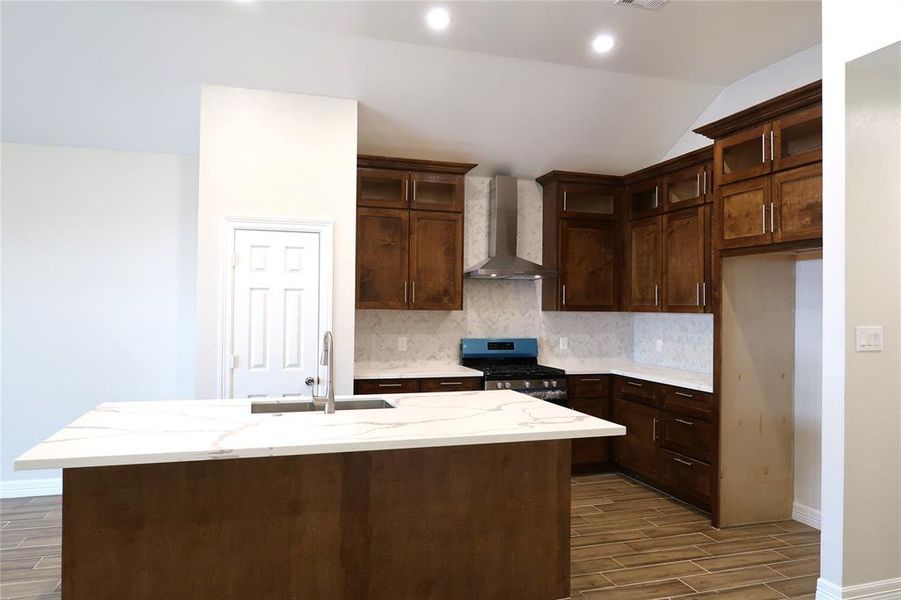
[[398, 337, 408, 352], [655, 338, 664, 352], [855, 326, 883, 352], [559, 337, 568, 351]]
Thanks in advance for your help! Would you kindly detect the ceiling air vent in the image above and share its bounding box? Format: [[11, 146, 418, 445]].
[[614, 0, 667, 10]]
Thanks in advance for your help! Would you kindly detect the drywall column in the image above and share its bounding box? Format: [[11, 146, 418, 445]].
[[196, 85, 357, 397], [821, 1, 901, 596]]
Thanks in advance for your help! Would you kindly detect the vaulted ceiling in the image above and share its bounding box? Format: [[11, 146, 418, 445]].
[[0, 1, 821, 176]]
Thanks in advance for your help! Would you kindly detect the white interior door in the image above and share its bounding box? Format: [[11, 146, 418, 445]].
[[231, 229, 320, 398]]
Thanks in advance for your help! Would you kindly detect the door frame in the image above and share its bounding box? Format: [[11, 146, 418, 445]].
[[218, 216, 334, 399]]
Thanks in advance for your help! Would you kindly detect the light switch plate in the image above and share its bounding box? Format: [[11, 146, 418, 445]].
[[655, 339, 664, 352], [855, 326, 883, 352], [559, 337, 568, 351], [398, 337, 408, 352]]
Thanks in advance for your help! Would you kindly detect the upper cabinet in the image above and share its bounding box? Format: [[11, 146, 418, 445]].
[[559, 220, 618, 311], [664, 163, 711, 211], [628, 177, 663, 219], [696, 81, 822, 250], [559, 182, 620, 220], [355, 155, 476, 310]]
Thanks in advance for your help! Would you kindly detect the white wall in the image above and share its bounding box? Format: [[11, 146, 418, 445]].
[[196, 86, 357, 398], [0, 143, 197, 494], [663, 45, 822, 160], [821, 1, 901, 594], [794, 258, 822, 524]]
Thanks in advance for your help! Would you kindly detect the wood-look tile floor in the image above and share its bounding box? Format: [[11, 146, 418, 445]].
[[0, 473, 821, 599]]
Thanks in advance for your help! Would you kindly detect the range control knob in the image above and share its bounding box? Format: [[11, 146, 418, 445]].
[[524, 381, 531, 388], [495, 382, 503, 390], [543, 380, 550, 388], [504, 382, 512, 389]]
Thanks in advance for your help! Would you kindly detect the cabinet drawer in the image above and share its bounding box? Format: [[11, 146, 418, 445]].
[[417, 377, 482, 393], [354, 379, 418, 395], [614, 377, 661, 408], [660, 412, 714, 462], [662, 386, 714, 421], [568, 375, 609, 398], [659, 449, 712, 506]]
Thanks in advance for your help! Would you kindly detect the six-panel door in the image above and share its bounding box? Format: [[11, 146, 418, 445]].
[[559, 220, 618, 310], [356, 208, 410, 309], [409, 211, 463, 310], [716, 176, 772, 249], [773, 163, 823, 243], [627, 217, 663, 311], [664, 207, 707, 312]]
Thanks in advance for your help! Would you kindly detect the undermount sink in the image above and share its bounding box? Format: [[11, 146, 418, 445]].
[[251, 397, 394, 414]]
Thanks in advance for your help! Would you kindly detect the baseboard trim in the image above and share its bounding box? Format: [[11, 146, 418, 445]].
[[792, 501, 822, 530], [0, 477, 62, 499], [817, 577, 901, 599]]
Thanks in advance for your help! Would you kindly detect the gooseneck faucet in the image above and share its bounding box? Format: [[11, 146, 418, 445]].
[[311, 331, 335, 414]]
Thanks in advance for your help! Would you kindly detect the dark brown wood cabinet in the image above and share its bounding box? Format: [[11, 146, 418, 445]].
[[409, 211, 463, 310], [772, 105, 822, 173], [355, 155, 476, 311], [613, 398, 661, 481], [659, 448, 713, 506], [663, 206, 708, 313], [664, 163, 710, 211], [772, 163, 822, 243], [355, 377, 482, 395], [356, 208, 409, 309], [568, 375, 612, 473], [716, 176, 773, 249], [559, 220, 618, 311], [628, 177, 663, 219], [627, 217, 663, 312]]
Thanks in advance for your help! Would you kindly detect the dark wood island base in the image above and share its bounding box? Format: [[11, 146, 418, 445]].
[[62, 440, 571, 600]]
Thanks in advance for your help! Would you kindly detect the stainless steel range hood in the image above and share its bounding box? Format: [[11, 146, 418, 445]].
[[464, 176, 557, 280]]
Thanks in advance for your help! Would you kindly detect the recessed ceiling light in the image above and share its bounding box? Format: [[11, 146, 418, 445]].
[[591, 34, 616, 54], [425, 8, 452, 31]]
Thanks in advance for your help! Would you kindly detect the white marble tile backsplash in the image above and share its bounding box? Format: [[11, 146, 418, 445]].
[[354, 175, 713, 373]]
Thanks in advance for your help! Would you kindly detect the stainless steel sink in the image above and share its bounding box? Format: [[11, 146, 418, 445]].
[[251, 397, 394, 414]]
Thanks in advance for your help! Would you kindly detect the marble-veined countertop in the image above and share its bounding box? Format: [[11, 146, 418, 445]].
[[14, 390, 626, 471], [353, 364, 483, 380], [544, 358, 713, 393]]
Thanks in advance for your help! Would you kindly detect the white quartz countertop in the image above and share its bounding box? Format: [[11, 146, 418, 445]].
[[545, 359, 713, 393], [353, 364, 483, 380], [14, 390, 626, 471]]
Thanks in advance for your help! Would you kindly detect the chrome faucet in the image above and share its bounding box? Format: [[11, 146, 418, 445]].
[[310, 331, 335, 414]]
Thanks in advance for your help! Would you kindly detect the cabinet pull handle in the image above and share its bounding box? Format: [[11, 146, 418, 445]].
[[696, 173, 701, 198], [403, 281, 408, 304], [761, 133, 767, 163], [378, 383, 403, 388], [404, 179, 409, 203], [412, 179, 417, 203], [702, 282, 707, 307], [703, 169, 707, 194], [439, 381, 463, 386], [411, 281, 416, 304], [654, 186, 659, 208], [674, 391, 694, 399], [654, 284, 659, 306], [675, 418, 696, 426], [762, 205, 767, 234], [562, 284, 567, 306], [770, 201, 775, 233], [673, 456, 694, 467], [696, 282, 701, 306], [563, 190, 568, 211], [580, 378, 601, 382], [770, 130, 775, 161], [652, 417, 658, 441], [626, 381, 643, 388]]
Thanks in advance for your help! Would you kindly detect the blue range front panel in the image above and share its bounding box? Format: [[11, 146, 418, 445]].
[[460, 338, 539, 360]]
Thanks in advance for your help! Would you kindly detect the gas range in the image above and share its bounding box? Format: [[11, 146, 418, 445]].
[[461, 338, 567, 405]]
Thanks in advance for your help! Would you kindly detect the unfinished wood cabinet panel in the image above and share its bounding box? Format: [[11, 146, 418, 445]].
[[719, 254, 795, 527], [356, 208, 409, 309], [627, 217, 663, 311], [717, 176, 772, 249], [358, 168, 409, 209], [409, 211, 463, 310], [612, 399, 660, 481], [773, 163, 823, 243], [559, 220, 618, 311], [664, 207, 707, 313]]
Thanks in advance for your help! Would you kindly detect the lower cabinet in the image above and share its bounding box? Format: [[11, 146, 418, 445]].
[[354, 377, 481, 395], [611, 377, 715, 511], [568, 375, 612, 473]]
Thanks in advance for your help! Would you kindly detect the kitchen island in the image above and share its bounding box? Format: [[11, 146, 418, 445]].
[[16, 390, 625, 600]]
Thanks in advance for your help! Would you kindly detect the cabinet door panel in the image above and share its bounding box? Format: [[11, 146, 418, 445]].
[[410, 173, 463, 212], [560, 220, 618, 311], [570, 396, 611, 471], [627, 217, 662, 311], [773, 105, 822, 172], [717, 176, 772, 249], [409, 211, 463, 310], [715, 125, 772, 186], [612, 399, 660, 480], [663, 207, 706, 313], [659, 449, 712, 506], [660, 412, 715, 463], [358, 168, 409, 209], [356, 208, 409, 309], [664, 164, 707, 210], [628, 178, 662, 219], [417, 378, 483, 392], [354, 379, 418, 395], [561, 183, 619, 220], [773, 163, 822, 243]]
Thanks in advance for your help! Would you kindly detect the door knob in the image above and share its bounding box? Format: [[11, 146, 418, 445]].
[[305, 377, 317, 386]]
